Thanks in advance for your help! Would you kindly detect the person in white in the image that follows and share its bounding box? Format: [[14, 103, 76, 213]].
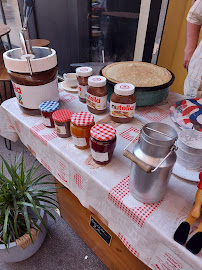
[[184, 0, 202, 98]]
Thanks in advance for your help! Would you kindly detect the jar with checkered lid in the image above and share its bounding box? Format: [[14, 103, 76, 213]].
[[70, 112, 95, 149], [39, 101, 60, 128], [52, 109, 73, 138], [90, 124, 116, 165]]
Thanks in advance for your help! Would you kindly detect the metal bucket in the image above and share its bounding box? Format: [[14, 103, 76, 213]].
[[176, 130, 202, 170], [123, 122, 178, 203]]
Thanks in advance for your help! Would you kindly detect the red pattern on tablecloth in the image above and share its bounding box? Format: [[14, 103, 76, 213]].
[[74, 174, 83, 189], [31, 123, 45, 132], [119, 127, 140, 143], [30, 124, 57, 146], [136, 106, 169, 122], [41, 159, 52, 173], [9, 124, 15, 131], [118, 233, 139, 257], [108, 176, 161, 227], [14, 121, 21, 133], [60, 93, 77, 104], [57, 160, 68, 184]]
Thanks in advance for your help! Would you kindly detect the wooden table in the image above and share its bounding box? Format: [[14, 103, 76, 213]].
[[0, 23, 10, 38], [31, 39, 50, 47]]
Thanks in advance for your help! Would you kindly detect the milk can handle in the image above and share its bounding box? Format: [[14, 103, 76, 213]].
[[123, 131, 153, 173], [123, 132, 177, 174], [123, 149, 153, 173]]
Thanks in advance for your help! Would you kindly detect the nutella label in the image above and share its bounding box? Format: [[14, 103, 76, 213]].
[[56, 125, 66, 135], [78, 84, 88, 99], [110, 102, 136, 118], [43, 117, 51, 127], [91, 149, 109, 162], [12, 78, 59, 109], [87, 93, 107, 110], [72, 136, 87, 147]]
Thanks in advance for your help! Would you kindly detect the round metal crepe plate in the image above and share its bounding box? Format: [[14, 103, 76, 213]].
[[102, 61, 173, 89]]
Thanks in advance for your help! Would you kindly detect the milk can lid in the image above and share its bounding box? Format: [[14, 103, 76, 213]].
[[141, 122, 178, 148]]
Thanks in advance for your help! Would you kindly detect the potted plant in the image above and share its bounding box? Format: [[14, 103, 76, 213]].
[[0, 154, 58, 262]]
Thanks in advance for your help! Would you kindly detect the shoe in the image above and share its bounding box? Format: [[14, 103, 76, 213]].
[[186, 232, 202, 255], [174, 222, 190, 245]]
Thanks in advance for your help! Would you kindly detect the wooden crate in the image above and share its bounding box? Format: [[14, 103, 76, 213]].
[[55, 179, 150, 270]]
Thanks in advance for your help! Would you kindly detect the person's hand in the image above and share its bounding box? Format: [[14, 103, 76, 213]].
[[183, 47, 196, 70]]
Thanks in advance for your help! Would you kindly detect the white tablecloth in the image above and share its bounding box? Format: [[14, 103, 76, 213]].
[[0, 91, 201, 270]]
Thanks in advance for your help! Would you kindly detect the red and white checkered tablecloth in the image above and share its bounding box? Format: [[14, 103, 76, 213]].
[[0, 91, 201, 270]]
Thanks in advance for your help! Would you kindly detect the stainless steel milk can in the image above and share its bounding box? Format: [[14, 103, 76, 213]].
[[123, 122, 178, 204]]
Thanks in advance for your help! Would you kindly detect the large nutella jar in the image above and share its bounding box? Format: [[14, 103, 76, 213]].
[[110, 83, 136, 123], [87, 75, 107, 114], [3, 47, 59, 115], [76, 67, 93, 103]]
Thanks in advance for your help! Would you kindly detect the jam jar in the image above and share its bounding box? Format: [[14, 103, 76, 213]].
[[90, 124, 116, 165], [70, 112, 95, 149], [76, 67, 93, 103], [39, 101, 60, 128], [87, 75, 107, 114], [52, 109, 73, 138], [110, 83, 136, 123]]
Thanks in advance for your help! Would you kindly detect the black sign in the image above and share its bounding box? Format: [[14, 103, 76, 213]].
[[90, 216, 112, 245]]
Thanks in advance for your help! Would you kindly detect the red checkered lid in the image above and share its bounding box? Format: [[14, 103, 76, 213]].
[[90, 124, 116, 141], [52, 109, 73, 122], [71, 112, 94, 126]]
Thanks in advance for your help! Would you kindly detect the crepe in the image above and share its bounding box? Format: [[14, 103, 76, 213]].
[[102, 61, 172, 88]]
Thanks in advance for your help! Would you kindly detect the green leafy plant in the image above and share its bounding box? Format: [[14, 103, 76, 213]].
[[0, 154, 58, 248]]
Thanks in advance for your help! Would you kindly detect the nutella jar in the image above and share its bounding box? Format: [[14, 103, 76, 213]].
[[90, 124, 116, 165], [3, 47, 59, 115], [39, 101, 60, 128], [110, 83, 136, 123], [76, 67, 93, 103], [87, 75, 107, 114], [52, 109, 73, 138], [70, 112, 95, 149]]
